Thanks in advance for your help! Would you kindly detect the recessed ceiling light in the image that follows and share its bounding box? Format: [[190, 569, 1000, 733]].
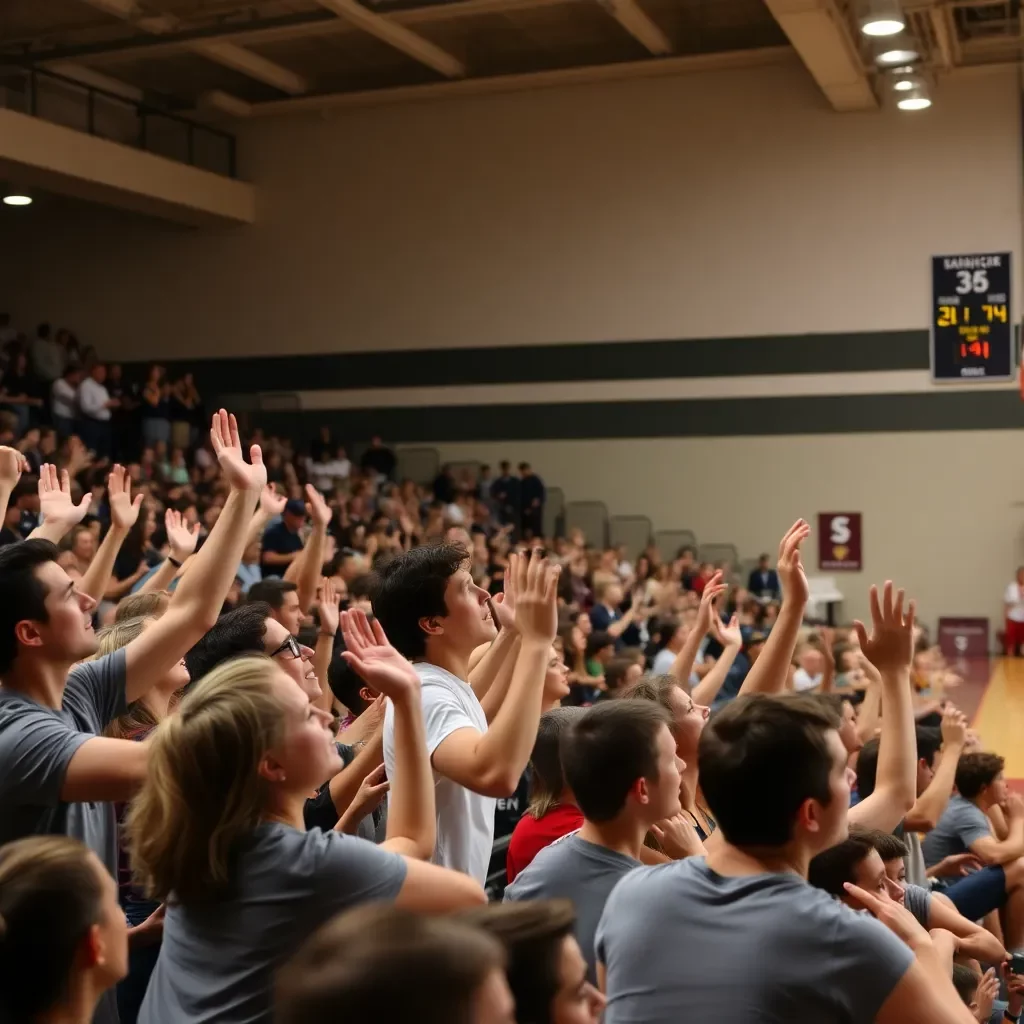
[[897, 84, 932, 111], [859, 0, 905, 36], [2, 195, 32, 206], [877, 45, 920, 65]]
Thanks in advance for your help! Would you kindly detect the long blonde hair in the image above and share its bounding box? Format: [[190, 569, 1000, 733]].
[[97, 617, 160, 740], [126, 655, 286, 906]]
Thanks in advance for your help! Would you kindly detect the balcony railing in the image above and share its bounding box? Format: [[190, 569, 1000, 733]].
[[0, 64, 237, 179]]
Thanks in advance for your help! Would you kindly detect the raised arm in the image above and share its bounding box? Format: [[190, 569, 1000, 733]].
[[80, 465, 142, 602], [28, 465, 90, 545], [312, 577, 339, 713], [691, 614, 742, 706], [341, 609, 435, 860], [121, 410, 265, 704], [849, 582, 918, 832], [0, 447, 27, 536], [469, 572, 520, 714], [432, 552, 559, 797], [137, 509, 200, 596], [903, 706, 968, 833], [284, 484, 331, 611], [667, 572, 727, 686], [855, 656, 882, 745], [739, 520, 811, 696], [245, 484, 285, 550]]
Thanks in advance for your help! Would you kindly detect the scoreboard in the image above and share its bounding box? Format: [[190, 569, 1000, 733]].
[[930, 252, 1013, 381]]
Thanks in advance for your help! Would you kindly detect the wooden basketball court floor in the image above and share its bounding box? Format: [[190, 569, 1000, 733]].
[[964, 658, 1024, 789]]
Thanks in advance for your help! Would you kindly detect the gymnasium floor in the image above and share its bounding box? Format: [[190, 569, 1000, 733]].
[[967, 658, 1024, 789]]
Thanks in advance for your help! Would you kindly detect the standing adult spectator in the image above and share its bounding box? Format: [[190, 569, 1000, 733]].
[[140, 365, 171, 448], [747, 552, 781, 603], [261, 498, 306, 576], [30, 322, 65, 386], [169, 372, 201, 450], [1005, 566, 1024, 656], [51, 364, 81, 438], [0, 349, 42, 436], [361, 435, 396, 480], [519, 462, 545, 539], [78, 363, 119, 460], [491, 461, 520, 532]]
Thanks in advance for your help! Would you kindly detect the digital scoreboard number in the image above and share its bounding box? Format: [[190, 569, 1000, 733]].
[[931, 252, 1012, 381]]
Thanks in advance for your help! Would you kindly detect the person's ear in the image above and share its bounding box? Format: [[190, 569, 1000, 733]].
[[83, 923, 103, 969], [796, 797, 821, 835], [419, 616, 443, 638], [14, 619, 44, 650], [632, 777, 650, 807], [258, 752, 287, 784]]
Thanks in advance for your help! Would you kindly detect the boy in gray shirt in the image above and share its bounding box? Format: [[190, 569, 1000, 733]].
[[597, 680, 975, 1022], [505, 700, 691, 981]]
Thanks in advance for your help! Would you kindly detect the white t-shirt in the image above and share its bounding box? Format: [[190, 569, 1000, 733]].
[[50, 378, 77, 420], [1005, 582, 1024, 622], [383, 662, 495, 884], [77, 377, 111, 421], [793, 668, 823, 692]]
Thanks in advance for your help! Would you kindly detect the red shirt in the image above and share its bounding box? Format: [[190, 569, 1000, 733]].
[[506, 804, 584, 883]]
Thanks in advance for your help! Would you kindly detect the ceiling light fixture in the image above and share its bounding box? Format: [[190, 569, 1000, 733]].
[[2, 194, 32, 206], [876, 39, 920, 65], [896, 83, 932, 111], [891, 66, 916, 91], [859, 0, 906, 36]]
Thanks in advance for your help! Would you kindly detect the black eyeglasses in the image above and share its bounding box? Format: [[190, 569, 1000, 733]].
[[269, 635, 301, 660]]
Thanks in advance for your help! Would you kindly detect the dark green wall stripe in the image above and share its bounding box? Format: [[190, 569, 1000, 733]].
[[125, 329, 930, 395], [249, 389, 1024, 444]]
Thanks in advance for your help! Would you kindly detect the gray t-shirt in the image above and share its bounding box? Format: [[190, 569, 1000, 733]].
[[595, 858, 914, 1024], [504, 831, 638, 983], [0, 650, 128, 1024], [903, 882, 931, 928], [921, 795, 992, 867], [139, 822, 407, 1024]]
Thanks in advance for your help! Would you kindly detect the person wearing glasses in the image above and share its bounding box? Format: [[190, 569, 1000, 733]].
[[185, 602, 384, 834]]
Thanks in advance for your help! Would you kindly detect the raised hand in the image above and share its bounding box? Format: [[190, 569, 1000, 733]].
[[340, 609, 419, 699], [940, 704, 968, 749], [38, 464, 90, 532], [345, 763, 390, 824], [165, 508, 200, 561], [259, 483, 286, 519], [651, 814, 704, 860], [317, 576, 340, 637], [304, 482, 332, 529], [853, 581, 916, 675], [513, 550, 560, 643], [210, 409, 266, 493], [489, 555, 518, 632], [107, 464, 144, 533], [694, 571, 728, 634], [0, 446, 28, 490], [712, 613, 743, 649], [818, 626, 835, 670], [777, 520, 811, 606], [974, 967, 999, 1023]]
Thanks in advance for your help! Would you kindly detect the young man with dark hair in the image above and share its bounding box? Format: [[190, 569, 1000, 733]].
[[596, 582, 976, 1024], [373, 545, 559, 883], [504, 700, 686, 981], [921, 750, 1024, 949], [809, 828, 1006, 964], [247, 577, 302, 635], [0, 411, 265, 1024]]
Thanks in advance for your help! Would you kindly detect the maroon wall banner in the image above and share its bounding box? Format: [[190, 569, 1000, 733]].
[[817, 513, 862, 571], [937, 617, 990, 659]]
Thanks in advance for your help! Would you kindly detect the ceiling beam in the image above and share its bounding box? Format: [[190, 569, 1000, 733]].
[[43, 61, 144, 102], [597, 0, 672, 55], [72, 0, 307, 95], [311, 0, 465, 77], [760, 0, 875, 111], [191, 41, 307, 94], [197, 90, 253, 119]]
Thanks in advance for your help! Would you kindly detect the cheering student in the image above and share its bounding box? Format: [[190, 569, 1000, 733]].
[[596, 582, 977, 1024], [130, 635, 484, 1024], [505, 700, 696, 981], [0, 410, 266, 1024], [373, 545, 560, 883]]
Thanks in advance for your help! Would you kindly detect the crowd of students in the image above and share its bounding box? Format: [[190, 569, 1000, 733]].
[[0, 330, 1021, 1023]]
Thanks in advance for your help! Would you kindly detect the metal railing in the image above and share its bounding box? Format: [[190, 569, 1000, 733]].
[[1, 64, 237, 178]]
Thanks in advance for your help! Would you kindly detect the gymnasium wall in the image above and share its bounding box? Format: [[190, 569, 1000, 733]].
[[2, 57, 1023, 629]]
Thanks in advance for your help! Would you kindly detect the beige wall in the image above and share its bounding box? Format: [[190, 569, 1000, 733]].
[[1, 59, 1020, 360], [431, 431, 1024, 633]]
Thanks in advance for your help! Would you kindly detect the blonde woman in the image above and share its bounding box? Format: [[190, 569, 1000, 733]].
[[130, 634, 484, 1024], [0, 835, 128, 1024]]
